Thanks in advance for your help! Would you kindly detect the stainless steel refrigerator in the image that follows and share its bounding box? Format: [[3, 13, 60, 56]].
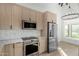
[[47, 22, 58, 53]]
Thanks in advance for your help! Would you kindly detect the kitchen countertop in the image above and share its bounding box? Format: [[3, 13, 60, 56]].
[[0, 38, 23, 46], [0, 37, 38, 46]]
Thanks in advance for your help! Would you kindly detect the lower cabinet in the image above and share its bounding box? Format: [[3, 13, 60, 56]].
[[38, 37, 47, 54], [4, 44, 14, 56], [0, 46, 4, 56], [14, 42, 23, 56], [4, 42, 23, 56], [0, 48, 2, 55]]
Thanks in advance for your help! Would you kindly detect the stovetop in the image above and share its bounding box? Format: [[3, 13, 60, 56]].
[[22, 37, 38, 40], [22, 37, 38, 45]]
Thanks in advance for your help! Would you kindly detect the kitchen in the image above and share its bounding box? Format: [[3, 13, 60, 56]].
[[0, 3, 58, 56]]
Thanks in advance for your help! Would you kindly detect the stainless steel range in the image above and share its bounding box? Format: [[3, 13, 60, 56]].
[[22, 37, 39, 56]]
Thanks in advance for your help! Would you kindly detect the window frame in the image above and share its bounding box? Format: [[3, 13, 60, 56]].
[[64, 23, 79, 39]]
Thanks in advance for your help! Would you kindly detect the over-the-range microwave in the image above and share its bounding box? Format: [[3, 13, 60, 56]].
[[22, 20, 36, 29]]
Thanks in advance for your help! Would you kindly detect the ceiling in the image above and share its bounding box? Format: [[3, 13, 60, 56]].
[[17, 3, 79, 18], [17, 3, 60, 14]]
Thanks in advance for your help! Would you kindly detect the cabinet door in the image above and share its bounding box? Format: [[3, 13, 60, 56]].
[[46, 11, 56, 22], [0, 4, 12, 30], [22, 7, 30, 21], [38, 37, 47, 54], [36, 12, 43, 30], [4, 44, 14, 56], [29, 9, 36, 23], [14, 42, 23, 56], [12, 5, 22, 29], [0, 48, 2, 56], [0, 46, 4, 56]]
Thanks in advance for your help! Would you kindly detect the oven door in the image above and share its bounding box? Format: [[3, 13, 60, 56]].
[[25, 43, 38, 56]]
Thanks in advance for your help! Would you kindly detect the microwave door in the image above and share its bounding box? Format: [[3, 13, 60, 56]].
[[22, 21, 36, 29]]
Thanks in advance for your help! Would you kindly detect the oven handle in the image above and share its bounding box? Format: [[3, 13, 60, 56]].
[[32, 43, 38, 46]]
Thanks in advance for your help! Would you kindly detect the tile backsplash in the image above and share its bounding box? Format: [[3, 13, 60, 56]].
[[0, 30, 40, 40]]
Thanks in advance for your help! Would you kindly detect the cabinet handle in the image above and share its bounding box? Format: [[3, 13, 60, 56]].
[[10, 25, 12, 29], [13, 44, 15, 56], [13, 44, 14, 48]]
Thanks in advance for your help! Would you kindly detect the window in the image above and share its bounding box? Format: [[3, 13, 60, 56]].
[[71, 24, 79, 38], [64, 24, 79, 39]]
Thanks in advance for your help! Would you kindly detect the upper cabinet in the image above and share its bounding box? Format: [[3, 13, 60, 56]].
[[22, 7, 37, 23], [12, 4, 22, 30], [0, 4, 12, 30], [42, 11, 57, 37], [44, 11, 56, 22], [22, 7, 30, 21], [0, 4, 22, 30], [36, 12, 43, 30], [29, 9, 37, 23], [22, 7, 43, 30], [0, 4, 54, 31]]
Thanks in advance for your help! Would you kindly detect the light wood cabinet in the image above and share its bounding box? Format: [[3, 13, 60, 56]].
[[0, 46, 4, 56], [14, 42, 23, 56], [12, 5, 22, 29], [38, 37, 47, 54], [4, 42, 23, 56], [0, 4, 12, 30], [4, 44, 14, 56], [45, 11, 56, 22], [36, 12, 43, 30], [22, 7, 30, 21], [22, 7, 43, 30], [29, 9, 37, 23], [0, 48, 2, 55], [22, 7, 37, 23], [39, 11, 57, 54], [0, 4, 43, 30], [0, 4, 22, 30]]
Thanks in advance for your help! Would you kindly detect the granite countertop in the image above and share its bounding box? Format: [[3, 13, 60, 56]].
[[0, 37, 38, 46], [0, 38, 23, 46]]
